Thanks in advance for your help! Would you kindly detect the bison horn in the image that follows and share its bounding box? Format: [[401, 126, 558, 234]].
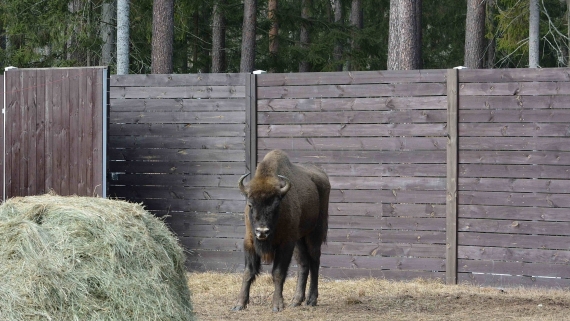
[[277, 175, 291, 196], [238, 173, 250, 195]]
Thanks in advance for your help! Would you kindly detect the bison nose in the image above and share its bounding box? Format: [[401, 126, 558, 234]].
[[255, 227, 270, 240]]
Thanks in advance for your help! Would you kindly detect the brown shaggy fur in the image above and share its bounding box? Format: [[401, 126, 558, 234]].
[[233, 150, 330, 312]]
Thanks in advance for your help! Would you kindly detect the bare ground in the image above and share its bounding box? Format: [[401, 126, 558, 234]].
[[188, 272, 570, 321]]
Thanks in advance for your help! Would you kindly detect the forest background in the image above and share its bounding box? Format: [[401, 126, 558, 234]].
[[0, 0, 569, 74]]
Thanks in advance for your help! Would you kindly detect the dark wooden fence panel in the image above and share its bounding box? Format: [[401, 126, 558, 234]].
[[108, 73, 248, 272], [457, 68, 570, 287], [256, 70, 448, 279], [2, 67, 107, 199]]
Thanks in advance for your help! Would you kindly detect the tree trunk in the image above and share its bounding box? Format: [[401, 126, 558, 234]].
[[464, 0, 486, 68], [529, 0, 539, 68], [101, 1, 115, 66], [268, 0, 279, 56], [388, 0, 418, 70], [240, 0, 257, 72], [299, 0, 311, 72], [116, 0, 130, 75], [212, 0, 227, 73], [348, 0, 362, 71], [151, 0, 174, 74], [331, 0, 343, 71], [486, 0, 496, 68]]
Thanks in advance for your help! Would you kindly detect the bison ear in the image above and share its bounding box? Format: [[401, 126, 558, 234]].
[[238, 173, 250, 195], [277, 175, 291, 196]]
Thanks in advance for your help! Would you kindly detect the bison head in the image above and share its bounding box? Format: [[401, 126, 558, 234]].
[[238, 173, 291, 241]]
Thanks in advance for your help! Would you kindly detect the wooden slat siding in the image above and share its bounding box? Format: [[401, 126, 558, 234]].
[[111, 73, 246, 87], [6, 70, 18, 197], [61, 69, 71, 195], [460, 95, 570, 110], [0, 75, 3, 200], [257, 70, 447, 86], [246, 73, 257, 175], [85, 70, 96, 195], [108, 72, 247, 271], [321, 254, 446, 271], [258, 96, 448, 111], [258, 83, 447, 99], [321, 268, 445, 281], [458, 67, 570, 83], [457, 68, 570, 286], [92, 68, 106, 196], [256, 71, 447, 281], [21, 70, 31, 195], [68, 69, 79, 195], [44, 70, 54, 193], [459, 273, 570, 288]]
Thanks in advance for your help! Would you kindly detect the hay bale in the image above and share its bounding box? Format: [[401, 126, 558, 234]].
[[0, 194, 195, 321]]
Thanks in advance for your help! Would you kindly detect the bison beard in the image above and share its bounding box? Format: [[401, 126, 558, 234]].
[[232, 150, 330, 312]]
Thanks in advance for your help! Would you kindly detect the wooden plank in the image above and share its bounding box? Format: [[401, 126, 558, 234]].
[[108, 160, 245, 175], [259, 137, 447, 152], [459, 245, 570, 264], [109, 185, 243, 200], [257, 70, 447, 86], [110, 111, 246, 124], [108, 148, 245, 162], [446, 68, 459, 285], [460, 136, 570, 151], [460, 123, 570, 137], [109, 123, 245, 137], [459, 68, 570, 83], [68, 69, 80, 195], [6, 70, 19, 197], [257, 123, 446, 138], [459, 232, 570, 250], [330, 176, 446, 191], [258, 96, 447, 111], [460, 150, 570, 165], [44, 69, 53, 193], [459, 164, 570, 179], [21, 70, 31, 195], [52, 69, 64, 194], [330, 189, 445, 204], [459, 190, 570, 208], [460, 94, 570, 110], [111, 85, 246, 99], [258, 110, 447, 124], [318, 163, 445, 177], [321, 254, 445, 271], [167, 222, 245, 238], [164, 212, 245, 227], [459, 205, 570, 221], [105, 197, 246, 213], [459, 218, 570, 236], [84, 69, 95, 196], [34, 71, 46, 195], [110, 73, 246, 87], [321, 267, 444, 281], [328, 229, 446, 244], [109, 136, 244, 149], [328, 216, 446, 231], [258, 150, 446, 164], [110, 98, 246, 112], [92, 68, 105, 197], [324, 203, 445, 218], [179, 236, 243, 252], [323, 242, 445, 258], [458, 259, 570, 279], [460, 81, 570, 96], [459, 177, 570, 194], [0, 75, 4, 199], [246, 73, 257, 175], [257, 83, 447, 99], [459, 272, 570, 288], [112, 173, 243, 188], [60, 69, 70, 195], [459, 109, 570, 123]]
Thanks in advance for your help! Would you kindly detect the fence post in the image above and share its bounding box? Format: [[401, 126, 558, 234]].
[[245, 73, 257, 175], [446, 68, 459, 285]]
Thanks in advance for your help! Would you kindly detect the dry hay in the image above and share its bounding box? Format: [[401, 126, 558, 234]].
[[189, 272, 570, 321], [0, 194, 195, 321]]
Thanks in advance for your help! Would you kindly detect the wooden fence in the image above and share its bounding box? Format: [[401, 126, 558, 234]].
[[2, 67, 108, 200], [108, 68, 570, 287]]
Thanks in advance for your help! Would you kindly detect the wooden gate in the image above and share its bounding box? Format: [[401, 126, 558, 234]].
[[2, 67, 109, 200]]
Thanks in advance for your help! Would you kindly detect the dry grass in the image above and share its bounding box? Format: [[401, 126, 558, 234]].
[[188, 272, 570, 321]]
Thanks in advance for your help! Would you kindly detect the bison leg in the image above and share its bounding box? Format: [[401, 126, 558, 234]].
[[306, 238, 322, 306], [291, 239, 310, 307], [232, 248, 261, 311], [271, 242, 295, 312]]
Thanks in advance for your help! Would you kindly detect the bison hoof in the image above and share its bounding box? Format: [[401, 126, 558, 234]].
[[231, 305, 246, 311], [306, 298, 317, 306]]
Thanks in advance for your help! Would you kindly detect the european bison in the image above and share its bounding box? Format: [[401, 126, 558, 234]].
[[232, 149, 330, 312]]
